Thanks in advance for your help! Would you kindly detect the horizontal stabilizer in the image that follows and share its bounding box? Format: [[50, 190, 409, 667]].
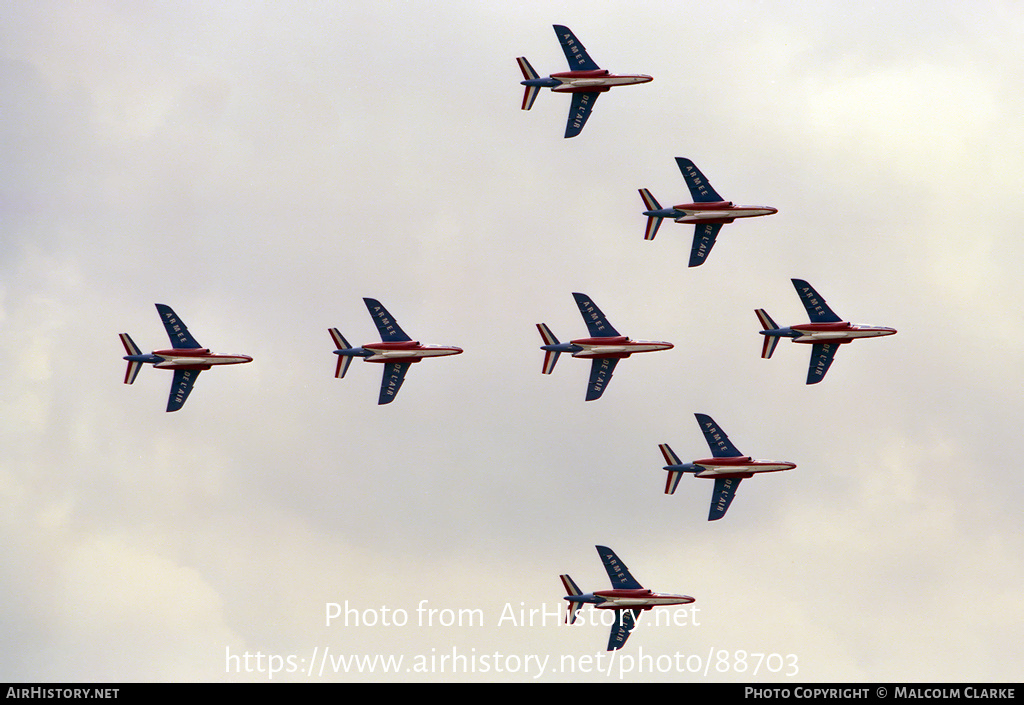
[[516, 56, 539, 81], [560, 573, 583, 597], [123, 360, 142, 385], [643, 216, 663, 241], [559, 573, 583, 625], [329, 327, 350, 350], [755, 308, 778, 331], [516, 57, 541, 110], [639, 188, 661, 212], [639, 187, 664, 241], [335, 355, 352, 379], [119, 333, 143, 384], [536, 323, 560, 374], [665, 469, 684, 495], [755, 310, 782, 359], [119, 333, 141, 356], [521, 84, 540, 111], [329, 328, 354, 378], [658, 443, 682, 466]]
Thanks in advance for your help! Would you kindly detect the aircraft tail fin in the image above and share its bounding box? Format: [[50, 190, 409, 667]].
[[559, 574, 584, 624], [119, 333, 143, 384], [664, 469, 684, 495], [516, 57, 541, 110], [658, 443, 682, 466], [639, 189, 664, 241], [658, 444, 686, 495], [755, 309, 782, 359], [329, 328, 354, 378], [536, 323, 561, 374]]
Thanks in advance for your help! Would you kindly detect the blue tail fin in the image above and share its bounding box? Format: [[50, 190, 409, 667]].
[[755, 309, 782, 358], [119, 333, 143, 384]]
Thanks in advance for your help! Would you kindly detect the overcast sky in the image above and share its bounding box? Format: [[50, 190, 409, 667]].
[[2, 0, 1022, 683]]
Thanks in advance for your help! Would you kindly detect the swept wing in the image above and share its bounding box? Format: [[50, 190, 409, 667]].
[[695, 413, 744, 458], [167, 368, 201, 412], [596, 545, 643, 590], [156, 304, 203, 349], [792, 279, 842, 323], [572, 292, 621, 337], [807, 342, 840, 385], [586, 357, 618, 401], [689, 222, 723, 268], [363, 298, 413, 342], [565, 91, 600, 138], [676, 158, 725, 202], [378, 362, 411, 405], [553, 25, 600, 70], [608, 609, 641, 651], [709, 476, 743, 521]]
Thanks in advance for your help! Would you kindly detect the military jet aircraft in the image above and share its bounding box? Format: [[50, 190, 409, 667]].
[[119, 304, 252, 412], [639, 158, 777, 266], [561, 545, 695, 651], [756, 279, 896, 384], [536, 292, 673, 401], [330, 298, 462, 404], [659, 414, 796, 521], [516, 25, 652, 138]]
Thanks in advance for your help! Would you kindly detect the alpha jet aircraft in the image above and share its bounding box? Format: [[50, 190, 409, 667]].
[[516, 25, 652, 138], [561, 545, 695, 651], [119, 304, 252, 412], [639, 158, 777, 267], [659, 414, 796, 521], [536, 293, 673, 401], [756, 279, 897, 384], [330, 298, 462, 405]]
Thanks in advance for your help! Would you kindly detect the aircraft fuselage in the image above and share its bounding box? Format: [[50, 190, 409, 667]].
[[545, 70, 653, 91], [360, 340, 463, 363], [691, 456, 797, 478], [144, 349, 253, 369], [568, 336, 673, 358], [670, 201, 778, 223], [568, 589, 695, 610], [784, 322, 897, 343]]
